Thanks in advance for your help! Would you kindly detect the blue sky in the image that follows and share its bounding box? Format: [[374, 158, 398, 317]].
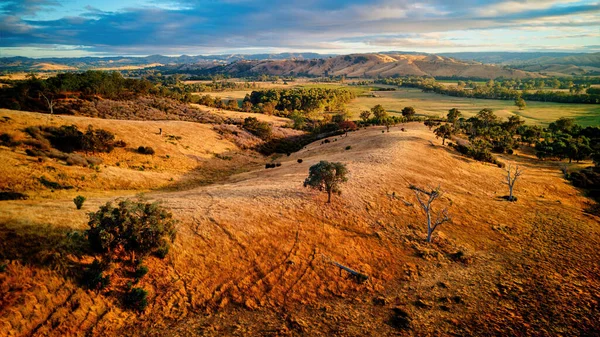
[[1, 0, 599, 57]]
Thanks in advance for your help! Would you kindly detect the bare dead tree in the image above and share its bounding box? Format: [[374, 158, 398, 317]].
[[409, 184, 451, 243], [40, 92, 56, 120], [503, 165, 523, 201]]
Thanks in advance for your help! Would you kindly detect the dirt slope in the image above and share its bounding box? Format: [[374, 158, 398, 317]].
[[1, 123, 599, 336]]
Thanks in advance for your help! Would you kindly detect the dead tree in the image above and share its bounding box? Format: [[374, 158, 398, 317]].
[[40, 92, 56, 120], [503, 165, 523, 201], [409, 184, 451, 243]]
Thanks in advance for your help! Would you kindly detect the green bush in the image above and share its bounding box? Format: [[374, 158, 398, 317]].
[[73, 195, 86, 209], [87, 199, 177, 261], [124, 287, 148, 312], [134, 264, 149, 280], [81, 259, 110, 290]]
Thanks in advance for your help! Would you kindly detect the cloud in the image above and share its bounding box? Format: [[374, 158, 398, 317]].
[[1, 0, 599, 56]]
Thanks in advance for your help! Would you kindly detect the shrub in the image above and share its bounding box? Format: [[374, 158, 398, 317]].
[[124, 287, 148, 312], [0, 191, 28, 200], [297, 159, 303, 163], [243, 117, 272, 140], [275, 163, 281, 167], [81, 259, 110, 290], [137, 146, 155, 155], [0, 133, 20, 147], [155, 243, 169, 259], [39, 176, 73, 190], [345, 146, 352, 150], [134, 264, 149, 280], [87, 199, 177, 261], [73, 195, 86, 209]]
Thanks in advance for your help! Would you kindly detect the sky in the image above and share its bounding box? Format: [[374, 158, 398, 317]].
[[1, 0, 599, 58]]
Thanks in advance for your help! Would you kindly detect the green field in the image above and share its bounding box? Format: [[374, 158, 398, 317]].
[[192, 83, 600, 126], [346, 87, 600, 126]]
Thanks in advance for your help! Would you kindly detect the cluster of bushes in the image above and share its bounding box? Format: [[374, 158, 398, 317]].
[[81, 199, 177, 311], [137, 146, 156, 155], [376, 77, 600, 104], [244, 87, 356, 115], [452, 141, 503, 167], [534, 118, 600, 163], [265, 162, 281, 169], [24, 124, 120, 154], [242, 117, 272, 140]]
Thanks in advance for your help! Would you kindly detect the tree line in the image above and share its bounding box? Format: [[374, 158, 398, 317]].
[[376, 77, 600, 104]]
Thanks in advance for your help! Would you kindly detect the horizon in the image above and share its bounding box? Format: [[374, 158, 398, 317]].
[[1, 0, 599, 58], [1, 50, 598, 60]]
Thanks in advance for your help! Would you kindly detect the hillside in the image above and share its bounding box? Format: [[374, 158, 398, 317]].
[[442, 52, 600, 77], [1, 121, 598, 336], [183, 54, 542, 79]]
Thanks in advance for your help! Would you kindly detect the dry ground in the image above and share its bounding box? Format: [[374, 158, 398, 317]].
[[1, 122, 599, 336], [0, 109, 263, 198]]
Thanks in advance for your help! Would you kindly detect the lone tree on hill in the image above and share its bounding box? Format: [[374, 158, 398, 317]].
[[409, 185, 451, 243], [401, 106, 416, 120], [304, 161, 348, 203], [503, 165, 523, 201], [434, 124, 453, 145]]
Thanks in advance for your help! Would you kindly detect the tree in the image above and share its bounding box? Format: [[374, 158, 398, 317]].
[[339, 120, 357, 135], [409, 185, 451, 243], [360, 110, 371, 122], [515, 97, 526, 110], [243, 117, 272, 140], [371, 104, 387, 121], [86, 199, 177, 262], [401, 106, 416, 120], [304, 161, 348, 203], [242, 100, 253, 112], [503, 165, 523, 201], [434, 124, 453, 145], [447, 108, 461, 125], [424, 117, 441, 130], [40, 91, 56, 120], [227, 99, 239, 110]]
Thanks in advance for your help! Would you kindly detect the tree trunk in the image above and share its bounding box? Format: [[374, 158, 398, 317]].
[[509, 186, 513, 201], [426, 211, 432, 242], [442, 137, 446, 145], [327, 190, 332, 203]]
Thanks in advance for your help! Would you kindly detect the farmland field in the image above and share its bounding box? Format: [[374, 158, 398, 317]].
[[346, 87, 600, 126]]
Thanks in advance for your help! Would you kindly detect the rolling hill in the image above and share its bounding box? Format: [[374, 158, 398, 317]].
[[1, 110, 598, 335], [190, 53, 543, 79]]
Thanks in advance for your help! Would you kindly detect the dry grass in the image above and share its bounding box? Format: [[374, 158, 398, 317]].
[[0, 109, 263, 197], [1, 122, 598, 335]]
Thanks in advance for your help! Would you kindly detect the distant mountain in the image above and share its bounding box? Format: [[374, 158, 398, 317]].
[[184, 53, 542, 79], [437, 52, 600, 76], [0, 53, 331, 72]]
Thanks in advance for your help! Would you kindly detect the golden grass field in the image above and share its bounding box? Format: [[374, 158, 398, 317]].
[[0, 109, 264, 198], [1, 115, 599, 335]]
